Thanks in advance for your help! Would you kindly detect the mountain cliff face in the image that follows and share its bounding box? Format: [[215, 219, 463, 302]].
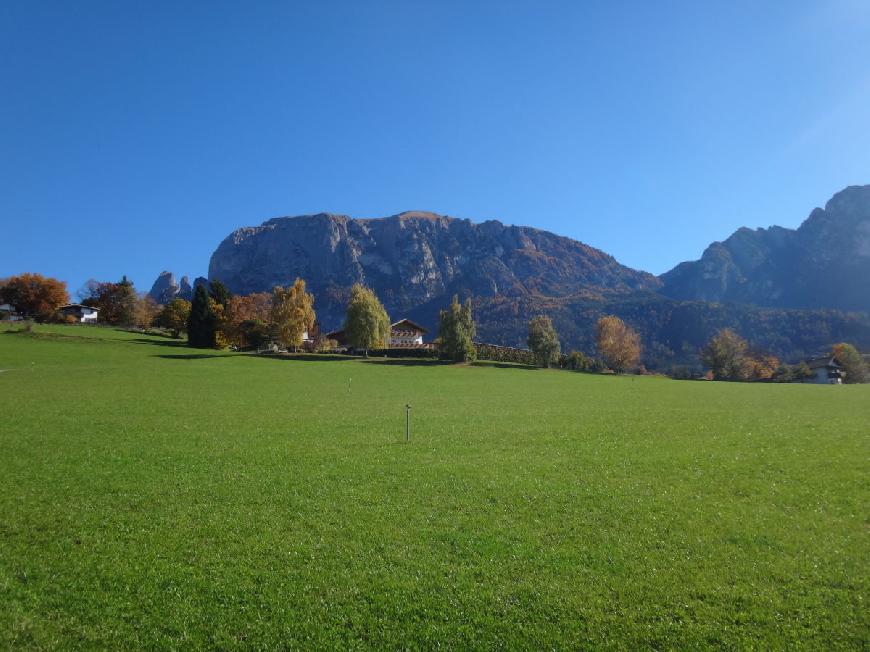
[[197, 189, 870, 367], [208, 211, 660, 328], [148, 271, 192, 304], [660, 185, 870, 312]]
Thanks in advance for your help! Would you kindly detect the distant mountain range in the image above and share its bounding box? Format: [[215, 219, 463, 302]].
[[151, 185, 870, 368], [661, 185, 870, 312]]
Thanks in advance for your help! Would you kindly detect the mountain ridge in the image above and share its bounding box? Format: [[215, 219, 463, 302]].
[[149, 185, 870, 367], [207, 209, 661, 330], [660, 184, 870, 312]]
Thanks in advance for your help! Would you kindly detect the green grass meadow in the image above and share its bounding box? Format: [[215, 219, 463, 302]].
[[1, 324, 868, 649]]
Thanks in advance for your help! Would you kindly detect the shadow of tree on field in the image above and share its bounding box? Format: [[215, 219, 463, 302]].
[[360, 358, 449, 367], [154, 353, 228, 360], [471, 361, 539, 371], [130, 338, 187, 348], [254, 353, 355, 363]]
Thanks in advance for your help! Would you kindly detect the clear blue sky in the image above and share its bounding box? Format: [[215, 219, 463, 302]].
[[2, 1, 869, 296]]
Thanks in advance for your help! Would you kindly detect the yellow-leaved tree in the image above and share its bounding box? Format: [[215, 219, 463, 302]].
[[270, 279, 315, 351], [595, 315, 641, 373], [344, 283, 390, 355]]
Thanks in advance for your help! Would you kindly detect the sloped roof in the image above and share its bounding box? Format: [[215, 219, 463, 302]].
[[390, 319, 427, 333], [805, 356, 841, 370]]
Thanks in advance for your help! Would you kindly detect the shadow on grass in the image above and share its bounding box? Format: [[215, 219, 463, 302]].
[[251, 353, 447, 366], [255, 353, 356, 363], [471, 360, 539, 371], [360, 358, 449, 367], [129, 338, 187, 348], [154, 353, 228, 360]]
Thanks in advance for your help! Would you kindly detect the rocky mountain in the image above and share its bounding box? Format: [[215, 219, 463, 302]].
[[148, 271, 193, 304], [660, 185, 870, 312], [197, 189, 870, 367], [208, 211, 660, 328]]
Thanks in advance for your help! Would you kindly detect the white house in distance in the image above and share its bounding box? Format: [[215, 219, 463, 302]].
[[59, 304, 99, 323], [803, 356, 843, 384], [0, 303, 21, 321], [389, 319, 428, 347], [324, 319, 431, 349]]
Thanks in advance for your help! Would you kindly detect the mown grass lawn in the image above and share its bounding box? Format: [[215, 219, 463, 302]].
[[1, 324, 867, 649]]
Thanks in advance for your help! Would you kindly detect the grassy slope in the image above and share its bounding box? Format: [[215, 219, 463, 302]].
[[0, 325, 867, 649]]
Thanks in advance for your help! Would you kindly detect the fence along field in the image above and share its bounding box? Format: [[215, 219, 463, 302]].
[[0, 323, 867, 648]]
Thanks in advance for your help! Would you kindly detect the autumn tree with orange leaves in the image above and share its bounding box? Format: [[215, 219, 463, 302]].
[[0, 273, 69, 321], [222, 292, 272, 347], [743, 351, 780, 381], [595, 315, 641, 373]]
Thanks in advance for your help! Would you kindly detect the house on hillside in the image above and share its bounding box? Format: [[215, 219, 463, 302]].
[[59, 304, 99, 323], [324, 319, 432, 350], [389, 319, 428, 348], [803, 356, 843, 384], [325, 328, 348, 347], [0, 303, 21, 321], [299, 320, 322, 351]]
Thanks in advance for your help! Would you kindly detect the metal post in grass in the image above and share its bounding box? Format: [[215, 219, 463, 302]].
[[405, 403, 412, 442]]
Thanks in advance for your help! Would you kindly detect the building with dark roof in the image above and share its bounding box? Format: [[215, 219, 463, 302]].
[[804, 356, 843, 384], [389, 319, 428, 347]]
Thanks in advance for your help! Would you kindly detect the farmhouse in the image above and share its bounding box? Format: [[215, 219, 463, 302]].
[[302, 320, 321, 345], [389, 319, 428, 347], [325, 328, 348, 347], [325, 319, 431, 349], [803, 356, 843, 384], [59, 304, 99, 323], [0, 303, 21, 321]]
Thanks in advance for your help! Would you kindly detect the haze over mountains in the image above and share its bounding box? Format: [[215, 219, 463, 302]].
[[151, 185, 870, 367]]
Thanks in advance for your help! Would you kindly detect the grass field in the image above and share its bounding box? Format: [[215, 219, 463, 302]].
[[1, 324, 868, 649]]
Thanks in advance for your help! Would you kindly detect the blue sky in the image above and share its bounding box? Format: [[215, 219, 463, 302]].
[[2, 1, 869, 296]]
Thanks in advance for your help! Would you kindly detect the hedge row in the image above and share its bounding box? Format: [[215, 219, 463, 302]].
[[474, 342, 538, 366]]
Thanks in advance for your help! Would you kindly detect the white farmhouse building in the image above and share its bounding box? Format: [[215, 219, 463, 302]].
[[389, 319, 428, 347], [0, 303, 21, 321], [59, 304, 99, 323], [803, 356, 843, 384]]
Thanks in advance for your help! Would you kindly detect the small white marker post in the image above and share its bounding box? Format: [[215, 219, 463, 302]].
[[405, 404, 412, 442]]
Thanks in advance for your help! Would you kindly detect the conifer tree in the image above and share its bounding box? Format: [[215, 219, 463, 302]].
[[528, 315, 561, 367], [187, 284, 217, 348], [208, 279, 232, 307], [116, 276, 137, 326], [438, 295, 476, 362]]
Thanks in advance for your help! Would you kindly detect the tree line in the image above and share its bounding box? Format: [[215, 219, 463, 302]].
[[700, 328, 867, 384], [3, 272, 867, 382]]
